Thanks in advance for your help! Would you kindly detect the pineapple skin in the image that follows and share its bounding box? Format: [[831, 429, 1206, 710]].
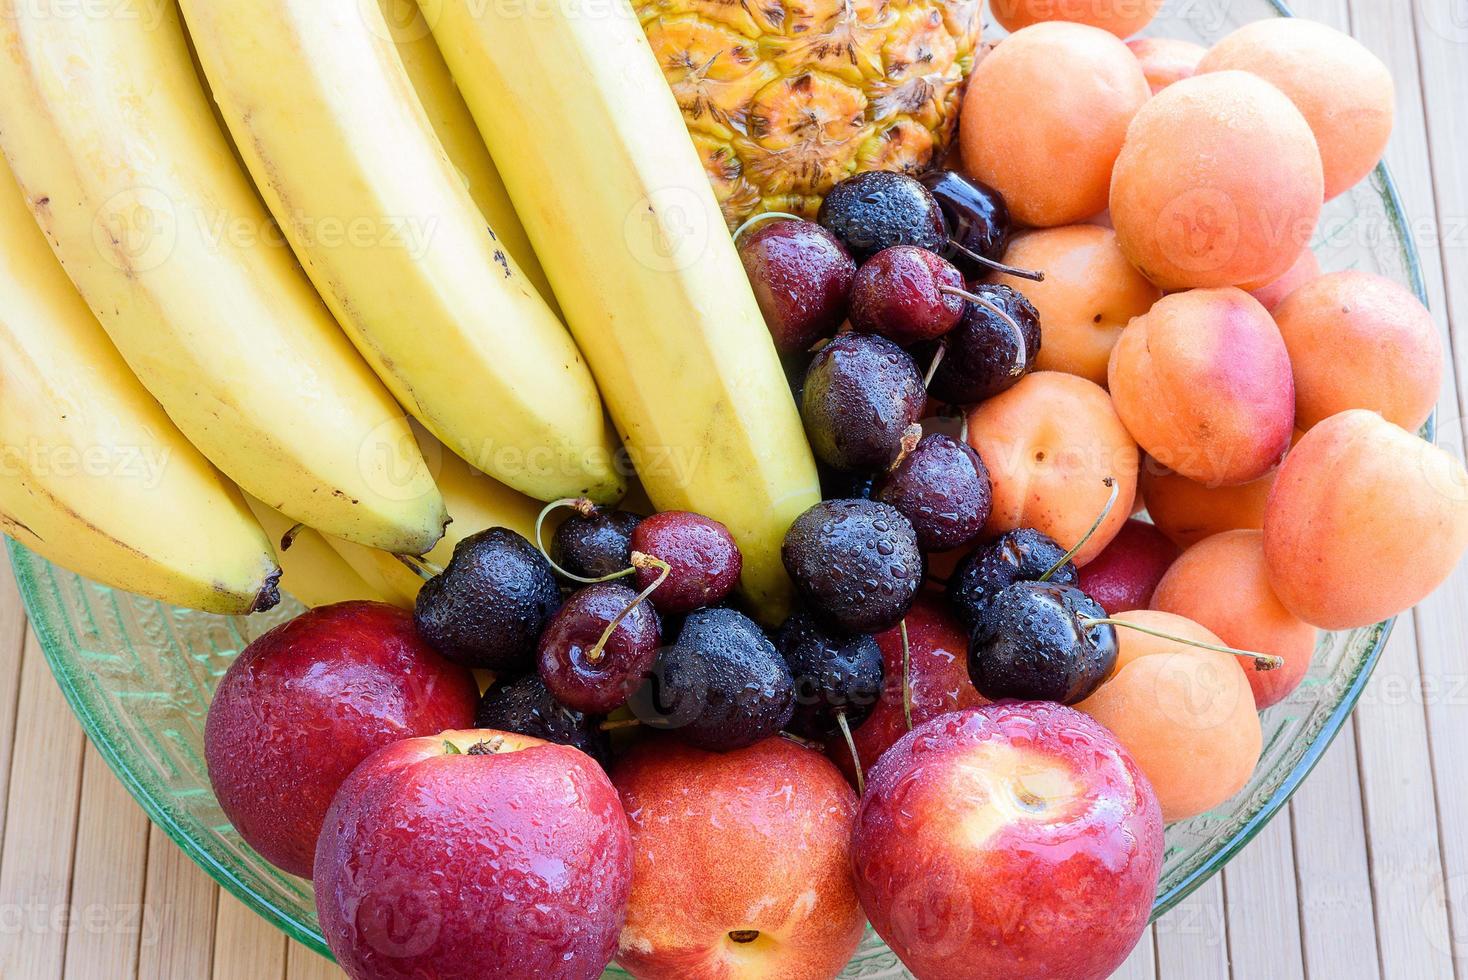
[[638, 0, 984, 227]]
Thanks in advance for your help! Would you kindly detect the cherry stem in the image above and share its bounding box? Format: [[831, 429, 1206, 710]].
[[599, 718, 642, 732], [533, 497, 637, 585], [394, 553, 442, 581], [779, 731, 824, 751], [900, 618, 914, 732], [731, 210, 805, 243], [586, 552, 670, 664], [923, 342, 947, 389], [948, 239, 1046, 282], [1080, 618, 1285, 673], [939, 285, 1029, 377], [836, 710, 864, 796], [889, 424, 922, 472], [279, 523, 304, 552], [1038, 477, 1118, 582]]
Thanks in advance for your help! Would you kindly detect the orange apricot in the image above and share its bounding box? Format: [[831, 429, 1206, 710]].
[[1109, 288, 1295, 487], [1109, 71, 1323, 291], [1127, 37, 1207, 94], [1140, 458, 1275, 548], [1248, 248, 1320, 313], [966, 371, 1139, 565], [1107, 609, 1227, 676], [960, 22, 1150, 227], [988, 224, 1161, 386], [1198, 18, 1395, 201], [1152, 530, 1318, 710], [991, 0, 1164, 38], [1273, 271, 1442, 433], [1264, 410, 1468, 630]]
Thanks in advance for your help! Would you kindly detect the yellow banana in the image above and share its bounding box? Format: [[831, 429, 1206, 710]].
[[179, 0, 625, 505], [424, 0, 821, 623], [0, 155, 280, 615], [0, 0, 445, 553], [244, 496, 388, 608]]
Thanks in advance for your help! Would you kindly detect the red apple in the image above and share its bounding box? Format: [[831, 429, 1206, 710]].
[[611, 737, 864, 979], [825, 594, 988, 782], [852, 702, 1163, 980], [205, 601, 477, 877], [315, 729, 632, 979], [1077, 518, 1181, 614]]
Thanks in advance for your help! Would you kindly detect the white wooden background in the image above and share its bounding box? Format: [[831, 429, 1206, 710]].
[[0, 0, 1465, 976]]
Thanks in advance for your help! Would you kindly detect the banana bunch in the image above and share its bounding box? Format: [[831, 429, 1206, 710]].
[[244, 497, 388, 609]]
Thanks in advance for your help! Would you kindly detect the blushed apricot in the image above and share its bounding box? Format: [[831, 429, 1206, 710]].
[[1249, 248, 1320, 313], [967, 371, 1139, 565], [1107, 609, 1228, 676], [1273, 271, 1442, 433], [1127, 37, 1206, 94], [991, 0, 1164, 38], [988, 224, 1161, 386], [1264, 411, 1468, 630], [1140, 458, 1275, 548], [1152, 530, 1317, 709], [1198, 18, 1395, 201], [960, 23, 1150, 227], [1110, 71, 1323, 291], [1109, 289, 1295, 487]]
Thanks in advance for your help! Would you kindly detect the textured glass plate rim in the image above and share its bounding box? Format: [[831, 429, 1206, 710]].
[[4, 5, 1429, 962]]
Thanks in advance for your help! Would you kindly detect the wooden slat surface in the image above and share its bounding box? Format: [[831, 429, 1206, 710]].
[[0, 1, 1464, 976]]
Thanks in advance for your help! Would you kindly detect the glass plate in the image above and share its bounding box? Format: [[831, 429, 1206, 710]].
[[6, 0, 1427, 973]]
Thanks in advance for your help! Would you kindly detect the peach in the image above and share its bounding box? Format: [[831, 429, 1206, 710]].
[[1273, 271, 1442, 433], [1109, 288, 1295, 486], [967, 372, 1139, 566], [1128, 37, 1207, 94], [1249, 248, 1320, 313], [1140, 458, 1275, 548], [1152, 530, 1318, 709], [1198, 18, 1395, 201], [960, 23, 1150, 227], [990, 0, 1164, 38], [1264, 410, 1468, 629], [1110, 71, 1324, 291], [1078, 643, 1261, 822], [988, 225, 1161, 386]]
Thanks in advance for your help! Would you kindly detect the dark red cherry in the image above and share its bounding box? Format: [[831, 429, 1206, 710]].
[[630, 511, 742, 614], [849, 246, 966, 346], [739, 217, 857, 354], [920, 283, 1041, 406], [801, 332, 926, 472], [874, 433, 993, 552], [536, 582, 662, 714]]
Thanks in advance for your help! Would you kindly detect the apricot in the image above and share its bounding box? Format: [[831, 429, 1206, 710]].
[[1140, 458, 1274, 548], [1273, 271, 1442, 433], [1152, 530, 1318, 709], [1106, 609, 1228, 676], [988, 225, 1161, 386], [1109, 288, 1295, 487], [1078, 643, 1261, 822], [1109, 71, 1324, 291], [1264, 410, 1468, 630], [991, 0, 1164, 38], [960, 23, 1150, 227], [1249, 248, 1320, 313], [1198, 18, 1395, 201], [1127, 37, 1207, 94], [967, 371, 1139, 565]]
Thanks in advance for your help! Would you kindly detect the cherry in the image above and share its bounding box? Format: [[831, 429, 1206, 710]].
[[737, 216, 857, 353], [801, 332, 927, 472], [949, 527, 1076, 631], [919, 170, 1043, 282], [782, 499, 923, 634], [775, 611, 884, 740], [550, 501, 643, 581], [874, 432, 993, 553], [920, 283, 1041, 405], [849, 246, 966, 346], [629, 511, 742, 614], [536, 582, 662, 714], [968, 581, 1118, 705], [474, 673, 610, 768], [629, 607, 794, 751], [818, 171, 948, 261]]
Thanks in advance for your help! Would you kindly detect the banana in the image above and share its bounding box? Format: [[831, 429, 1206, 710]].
[[327, 425, 544, 608], [244, 496, 388, 608], [178, 0, 625, 505], [423, 0, 821, 623], [0, 0, 445, 553], [0, 155, 280, 615], [374, 0, 558, 310]]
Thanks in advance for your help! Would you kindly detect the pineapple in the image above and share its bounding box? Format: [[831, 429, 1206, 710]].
[[637, 0, 984, 227]]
